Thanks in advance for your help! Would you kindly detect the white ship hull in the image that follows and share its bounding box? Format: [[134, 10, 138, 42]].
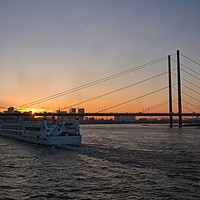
[[0, 131, 82, 146], [0, 118, 82, 146]]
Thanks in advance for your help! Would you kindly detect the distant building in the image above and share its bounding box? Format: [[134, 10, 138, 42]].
[[8, 107, 14, 113], [4, 107, 14, 113], [114, 115, 136, 122], [56, 110, 67, 114], [78, 108, 85, 114], [77, 108, 85, 120], [56, 110, 68, 122], [69, 108, 76, 113]]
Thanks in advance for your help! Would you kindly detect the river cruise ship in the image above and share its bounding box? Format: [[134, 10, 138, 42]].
[[0, 117, 82, 146]]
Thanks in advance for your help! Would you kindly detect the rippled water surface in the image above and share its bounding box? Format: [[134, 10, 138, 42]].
[[0, 124, 200, 200]]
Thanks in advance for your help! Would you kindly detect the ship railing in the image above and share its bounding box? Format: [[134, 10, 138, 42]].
[[50, 126, 59, 136]]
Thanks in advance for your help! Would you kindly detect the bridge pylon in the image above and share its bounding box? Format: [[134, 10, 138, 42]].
[[177, 50, 182, 127], [168, 55, 173, 127]]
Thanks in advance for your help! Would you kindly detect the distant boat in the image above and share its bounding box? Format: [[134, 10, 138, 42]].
[[0, 117, 82, 146]]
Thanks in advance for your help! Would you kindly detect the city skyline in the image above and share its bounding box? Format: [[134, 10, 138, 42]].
[[0, 0, 200, 113]]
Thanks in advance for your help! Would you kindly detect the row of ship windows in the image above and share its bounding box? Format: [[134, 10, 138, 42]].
[[25, 127, 41, 131], [2, 130, 21, 135], [2, 125, 23, 130], [2, 126, 42, 131]]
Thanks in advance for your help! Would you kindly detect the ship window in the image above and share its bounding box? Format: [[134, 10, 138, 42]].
[[25, 127, 41, 131]]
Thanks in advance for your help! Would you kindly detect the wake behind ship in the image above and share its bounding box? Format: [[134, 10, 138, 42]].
[[0, 116, 82, 146]]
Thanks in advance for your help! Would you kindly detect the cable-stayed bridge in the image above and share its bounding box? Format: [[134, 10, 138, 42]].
[[1, 50, 200, 127]]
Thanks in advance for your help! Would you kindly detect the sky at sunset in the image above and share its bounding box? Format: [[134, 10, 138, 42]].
[[0, 0, 200, 113]]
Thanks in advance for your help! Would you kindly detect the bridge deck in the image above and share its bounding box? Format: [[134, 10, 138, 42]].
[[1, 112, 200, 117]]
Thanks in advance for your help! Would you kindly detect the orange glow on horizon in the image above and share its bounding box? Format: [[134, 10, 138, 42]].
[[17, 107, 50, 114], [1, 95, 199, 114]]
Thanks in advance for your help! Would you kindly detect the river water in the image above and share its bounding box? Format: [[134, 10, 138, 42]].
[[0, 124, 200, 200]]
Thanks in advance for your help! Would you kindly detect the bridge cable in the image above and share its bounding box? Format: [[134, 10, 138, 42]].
[[182, 99, 200, 110], [96, 86, 169, 113], [173, 101, 194, 113], [181, 64, 200, 76], [171, 58, 200, 79], [181, 68, 200, 81], [142, 100, 169, 112], [181, 54, 200, 66], [173, 87, 200, 103], [181, 91, 200, 103], [61, 71, 168, 110], [182, 84, 200, 96], [180, 77, 200, 89], [142, 99, 179, 113], [18, 56, 168, 108], [172, 72, 200, 89]]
